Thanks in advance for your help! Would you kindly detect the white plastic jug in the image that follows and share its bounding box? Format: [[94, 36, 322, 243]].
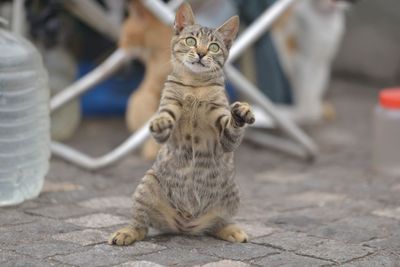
[[373, 88, 400, 176], [0, 22, 50, 206]]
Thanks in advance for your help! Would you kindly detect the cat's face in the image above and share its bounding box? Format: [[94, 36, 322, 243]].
[[171, 3, 239, 74]]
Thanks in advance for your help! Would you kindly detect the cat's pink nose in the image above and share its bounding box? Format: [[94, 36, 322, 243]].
[[197, 52, 206, 59]]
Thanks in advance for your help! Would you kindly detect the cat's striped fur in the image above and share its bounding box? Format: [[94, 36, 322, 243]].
[[109, 3, 254, 245]]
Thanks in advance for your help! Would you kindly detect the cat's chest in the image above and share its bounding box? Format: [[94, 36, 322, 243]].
[[183, 88, 209, 103], [181, 90, 213, 117]]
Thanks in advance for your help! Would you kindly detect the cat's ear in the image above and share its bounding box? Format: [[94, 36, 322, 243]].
[[216, 15, 239, 49], [174, 3, 195, 34]]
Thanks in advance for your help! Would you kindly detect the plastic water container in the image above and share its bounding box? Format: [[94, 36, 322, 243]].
[[373, 88, 400, 176], [0, 24, 50, 206]]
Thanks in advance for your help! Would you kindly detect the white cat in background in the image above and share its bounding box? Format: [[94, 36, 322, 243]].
[[272, 0, 353, 124]]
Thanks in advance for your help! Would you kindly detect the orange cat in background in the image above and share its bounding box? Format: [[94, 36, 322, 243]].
[[120, 0, 172, 160]]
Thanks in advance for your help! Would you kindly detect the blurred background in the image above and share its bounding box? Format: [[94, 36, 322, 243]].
[[334, 0, 400, 87], [1, 0, 399, 162]]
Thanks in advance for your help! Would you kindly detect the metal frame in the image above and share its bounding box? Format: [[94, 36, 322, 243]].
[[50, 0, 317, 170], [12, 0, 24, 34], [63, 0, 120, 41]]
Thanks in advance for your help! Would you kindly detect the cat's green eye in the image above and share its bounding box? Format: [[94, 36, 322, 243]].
[[185, 37, 197, 47], [208, 43, 220, 53]]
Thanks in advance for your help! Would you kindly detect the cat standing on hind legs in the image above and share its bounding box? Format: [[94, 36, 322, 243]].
[[109, 3, 255, 246]]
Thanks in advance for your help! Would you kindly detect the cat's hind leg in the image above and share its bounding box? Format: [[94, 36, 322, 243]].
[[108, 225, 147, 246], [108, 171, 164, 246], [212, 223, 248, 243]]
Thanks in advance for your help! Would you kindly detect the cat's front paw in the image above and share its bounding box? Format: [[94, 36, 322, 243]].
[[149, 114, 174, 143], [231, 102, 255, 127]]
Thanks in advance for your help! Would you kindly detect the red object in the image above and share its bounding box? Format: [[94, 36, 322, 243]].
[[379, 88, 400, 109]]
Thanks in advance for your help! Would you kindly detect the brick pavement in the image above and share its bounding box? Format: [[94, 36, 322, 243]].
[[1, 79, 400, 266]]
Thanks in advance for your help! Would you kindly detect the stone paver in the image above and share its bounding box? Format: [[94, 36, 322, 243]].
[[0, 218, 80, 247], [0, 210, 37, 226], [26, 204, 94, 219], [52, 229, 109, 246], [2, 258, 57, 267], [198, 242, 279, 261], [150, 235, 222, 250], [373, 207, 400, 220], [310, 215, 399, 244], [252, 252, 333, 267], [0, 250, 19, 264], [286, 191, 346, 207], [14, 241, 82, 259], [66, 213, 129, 228], [1, 72, 400, 266], [135, 248, 219, 267], [240, 223, 277, 239], [197, 259, 250, 267], [115, 261, 166, 267], [365, 234, 400, 254], [297, 240, 374, 264], [54, 243, 166, 267], [1, 249, 59, 267], [79, 196, 132, 210], [265, 203, 355, 232], [252, 231, 324, 251], [340, 251, 400, 267], [391, 184, 400, 192], [42, 181, 83, 193], [252, 231, 375, 263], [255, 170, 309, 184]]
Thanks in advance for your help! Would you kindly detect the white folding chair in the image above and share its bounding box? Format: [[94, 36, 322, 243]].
[[49, 0, 318, 170]]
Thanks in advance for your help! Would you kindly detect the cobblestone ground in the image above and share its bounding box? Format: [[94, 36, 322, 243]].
[[1, 79, 400, 267]]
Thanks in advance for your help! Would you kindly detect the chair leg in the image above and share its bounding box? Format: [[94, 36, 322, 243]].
[[225, 65, 317, 160], [50, 49, 137, 112], [51, 123, 150, 170]]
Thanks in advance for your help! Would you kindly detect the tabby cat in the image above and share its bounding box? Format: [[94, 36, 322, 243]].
[[109, 3, 254, 245]]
